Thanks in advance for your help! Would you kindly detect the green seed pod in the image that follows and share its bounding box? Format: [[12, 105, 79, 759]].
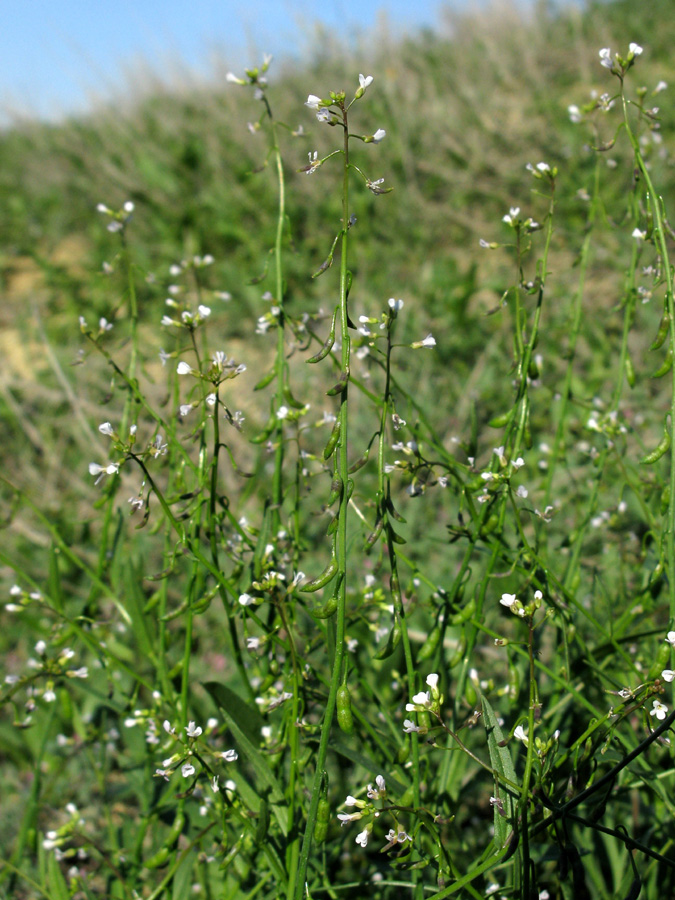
[[283, 385, 306, 410], [416, 708, 431, 731], [144, 846, 171, 869], [448, 634, 467, 668], [641, 427, 671, 465], [396, 742, 410, 765], [449, 596, 476, 626], [624, 354, 636, 389], [310, 580, 340, 618], [314, 798, 330, 844], [417, 620, 443, 662], [336, 684, 355, 734], [253, 369, 276, 390], [386, 495, 406, 523], [323, 418, 341, 461], [648, 640, 672, 680], [348, 446, 371, 473], [326, 372, 349, 396], [326, 475, 343, 508], [364, 516, 383, 552], [373, 619, 402, 659], [650, 310, 670, 350], [325, 514, 339, 536], [651, 344, 673, 378], [301, 556, 338, 593], [480, 514, 500, 537], [464, 677, 477, 707], [250, 413, 277, 445], [488, 411, 512, 428], [308, 307, 339, 363]]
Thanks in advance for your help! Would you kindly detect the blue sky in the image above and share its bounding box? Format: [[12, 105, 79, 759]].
[[1, 0, 451, 122]]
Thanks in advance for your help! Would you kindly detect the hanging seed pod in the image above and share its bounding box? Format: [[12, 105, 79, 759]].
[[323, 418, 341, 460], [253, 369, 276, 390], [250, 412, 277, 444], [651, 344, 673, 378], [336, 683, 355, 735], [314, 797, 330, 844], [386, 494, 406, 523], [640, 422, 671, 464], [650, 309, 670, 350], [308, 307, 338, 363], [300, 555, 338, 593], [326, 475, 343, 508], [326, 372, 349, 396], [283, 385, 306, 410], [364, 516, 383, 552], [488, 410, 512, 428], [310, 575, 342, 618], [417, 618, 443, 662], [624, 354, 636, 388], [449, 596, 476, 626], [373, 618, 402, 659]]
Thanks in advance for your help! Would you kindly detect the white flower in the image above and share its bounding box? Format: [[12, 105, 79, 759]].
[[176, 361, 193, 375], [211, 776, 220, 793], [516, 485, 528, 499], [568, 105, 582, 123], [98, 422, 115, 437], [163, 720, 175, 734], [355, 829, 369, 847], [226, 72, 246, 85], [239, 593, 255, 606], [388, 298, 404, 312], [655, 80, 668, 93], [503, 207, 520, 225], [599, 47, 614, 70], [650, 700, 668, 720], [220, 749, 238, 762], [500, 593, 517, 608], [513, 725, 528, 744], [632, 228, 647, 240], [185, 721, 203, 738], [89, 462, 119, 485], [276, 406, 289, 419], [629, 43, 643, 56], [359, 74, 374, 91], [372, 128, 386, 142], [181, 763, 196, 777], [661, 670, 675, 683], [665, 631, 675, 646], [367, 775, 386, 799], [35, 640, 47, 656], [403, 718, 420, 733], [337, 811, 362, 825], [426, 673, 439, 691], [247, 636, 261, 651], [305, 95, 322, 109]]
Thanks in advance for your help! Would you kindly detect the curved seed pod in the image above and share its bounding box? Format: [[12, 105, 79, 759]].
[[448, 633, 467, 668], [373, 619, 402, 659], [640, 427, 671, 464], [253, 369, 276, 390], [345, 479, 355, 502], [326, 475, 343, 508], [349, 445, 371, 473], [310, 575, 342, 618], [336, 684, 355, 735], [325, 514, 338, 536], [650, 309, 670, 350], [488, 410, 512, 428], [449, 596, 476, 626], [624, 354, 636, 388], [300, 555, 338, 593], [389, 528, 407, 545], [250, 413, 277, 445], [161, 599, 189, 622], [651, 344, 673, 378], [283, 385, 306, 410], [144, 846, 171, 869], [326, 372, 349, 396], [144, 811, 185, 868], [308, 307, 338, 363], [386, 495, 406, 523], [396, 742, 410, 765], [364, 516, 383, 552], [417, 619, 443, 662], [323, 418, 341, 461]]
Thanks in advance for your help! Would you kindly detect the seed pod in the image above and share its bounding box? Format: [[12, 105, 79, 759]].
[[325, 514, 338, 536], [651, 344, 673, 378], [326, 475, 343, 508], [300, 555, 338, 593], [364, 516, 383, 552], [250, 412, 277, 444], [449, 596, 476, 625], [448, 633, 467, 668], [650, 309, 670, 350], [336, 684, 355, 734], [308, 307, 338, 363], [323, 418, 341, 460], [144, 810, 185, 868], [624, 354, 636, 388], [640, 426, 671, 465], [283, 385, 306, 410], [417, 620, 443, 662], [253, 369, 276, 390], [386, 495, 406, 523], [314, 798, 330, 844], [373, 619, 402, 659], [326, 372, 349, 396], [489, 411, 512, 428], [396, 743, 410, 765], [144, 846, 170, 869], [310, 576, 342, 619], [349, 445, 371, 473]]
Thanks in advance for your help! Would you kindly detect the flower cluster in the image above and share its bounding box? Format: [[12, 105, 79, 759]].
[[499, 588, 543, 619], [337, 775, 411, 851]]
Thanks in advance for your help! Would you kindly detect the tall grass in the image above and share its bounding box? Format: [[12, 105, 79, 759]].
[[1, 1, 675, 898]]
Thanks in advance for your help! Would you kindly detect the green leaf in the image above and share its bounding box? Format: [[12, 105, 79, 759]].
[[481, 695, 518, 848]]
